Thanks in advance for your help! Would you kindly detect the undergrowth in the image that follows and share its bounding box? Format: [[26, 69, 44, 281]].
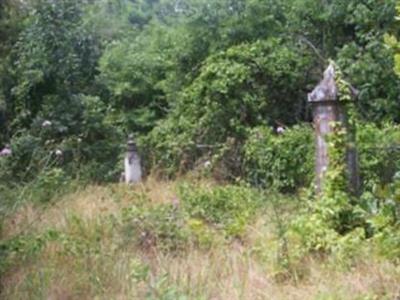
[[1, 179, 399, 300]]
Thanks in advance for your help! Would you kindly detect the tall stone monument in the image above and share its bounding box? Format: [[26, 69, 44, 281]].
[[308, 63, 360, 196], [124, 135, 142, 184]]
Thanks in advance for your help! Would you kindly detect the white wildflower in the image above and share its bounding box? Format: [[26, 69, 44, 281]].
[[42, 120, 52, 128]]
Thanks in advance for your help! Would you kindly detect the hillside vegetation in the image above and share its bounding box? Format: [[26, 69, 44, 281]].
[[1, 0, 400, 299], [1, 179, 400, 299]]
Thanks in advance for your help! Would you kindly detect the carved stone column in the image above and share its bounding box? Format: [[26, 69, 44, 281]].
[[124, 135, 142, 184], [308, 63, 360, 195]]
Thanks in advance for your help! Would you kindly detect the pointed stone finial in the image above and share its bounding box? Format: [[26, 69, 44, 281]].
[[308, 62, 358, 103], [308, 63, 360, 196], [308, 63, 338, 103]]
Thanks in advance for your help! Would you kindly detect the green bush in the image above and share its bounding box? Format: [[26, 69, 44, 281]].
[[290, 122, 400, 261], [242, 122, 399, 193], [178, 183, 264, 237], [0, 94, 124, 186], [0, 229, 61, 276], [243, 124, 315, 191], [367, 174, 400, 260], [292, 174, 400, 261], [0, 132, 44, 183], [30, 168, 72, 203], [357, 123, 400, 189], [121, 203, 189, 252], [143, 38, 311, 176]]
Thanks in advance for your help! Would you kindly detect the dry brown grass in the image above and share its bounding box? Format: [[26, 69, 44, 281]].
[[2, 176, 188, 238], [1, 178, 400, 300]]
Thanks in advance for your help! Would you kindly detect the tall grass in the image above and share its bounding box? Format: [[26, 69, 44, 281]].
[[1, 179, 399, 300]]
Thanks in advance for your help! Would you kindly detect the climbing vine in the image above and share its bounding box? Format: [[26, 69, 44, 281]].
[[314, 62, 357, 207], [334, 61, 358, 129], [291, 62, 365, 253]]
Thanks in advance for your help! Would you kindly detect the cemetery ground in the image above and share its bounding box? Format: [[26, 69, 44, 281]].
[[1, 177, 399, 300]]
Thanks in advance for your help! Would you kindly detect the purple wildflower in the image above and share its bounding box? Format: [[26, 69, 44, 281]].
[[277, 126, 285, 134], [0, 145, 12, 157]]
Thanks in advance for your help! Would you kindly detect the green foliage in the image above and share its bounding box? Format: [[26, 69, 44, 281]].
[[0, 94, 123, 184], [121, 203, 189, 252], [290, 0, 400, 122], [337, 40, 400, 123], [368, 175, 400, 260], [178, 183, 263, 237], [292, 139, 367, 255], [1, 0, 399, 186], [385, 1, 400, 77], [0, 132, 42, 183], [357, 123, 400, 189], [145, 38, 310, 175], [186, 218, 218, 249], [11, 0, 99, 121], [291, 80, 400, 260], [243, 124, 314, 191], [0, 229, 61, 276], [0, 0, 123, 183], [145, 274, 189, 300], [0, 0, 400, 274], [292, 70, 367, 253], [98, 28, 170, 133]]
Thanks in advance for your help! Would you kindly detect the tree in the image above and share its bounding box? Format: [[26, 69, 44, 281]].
[[287, 0, 400, 122], [145, 38, 311, 174], [0, 0, 27, 145]]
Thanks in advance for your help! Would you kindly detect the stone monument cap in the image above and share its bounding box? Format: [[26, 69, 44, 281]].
[[308, 63, 358, 103]]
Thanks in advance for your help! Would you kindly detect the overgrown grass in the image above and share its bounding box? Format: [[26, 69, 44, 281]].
[[1, 178, 399, 299]]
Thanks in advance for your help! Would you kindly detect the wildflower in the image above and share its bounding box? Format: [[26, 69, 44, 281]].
[[277, 126, 285, 134], [204, 160, 212, 168], [42, 120, 52, 128], [0, 145, 12, 157], [55, 149, 63, 156]]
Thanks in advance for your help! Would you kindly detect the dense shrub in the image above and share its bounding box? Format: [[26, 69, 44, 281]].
[[357, 123, 400, 189], [242, 122, 399, 192], [369, 175, 400, 260], [143, 121, 399, 194], [178, 183, 264, 237], [143, 38, 311, 176], [0, 132, 43, 183], [121, 203, 189, 252], [0, 228, 63, 277], [0, 94, 124, 185], [290, 122, 400, 260], [243, 124, 315, 191]]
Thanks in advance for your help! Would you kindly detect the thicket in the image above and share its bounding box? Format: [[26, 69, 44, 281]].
[[0, 0, 400, 273], [1, 0, 399, 183]]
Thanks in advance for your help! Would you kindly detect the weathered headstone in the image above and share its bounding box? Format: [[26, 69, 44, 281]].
[[124, 135, 142, 184], [308, 63, 360, 195]]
